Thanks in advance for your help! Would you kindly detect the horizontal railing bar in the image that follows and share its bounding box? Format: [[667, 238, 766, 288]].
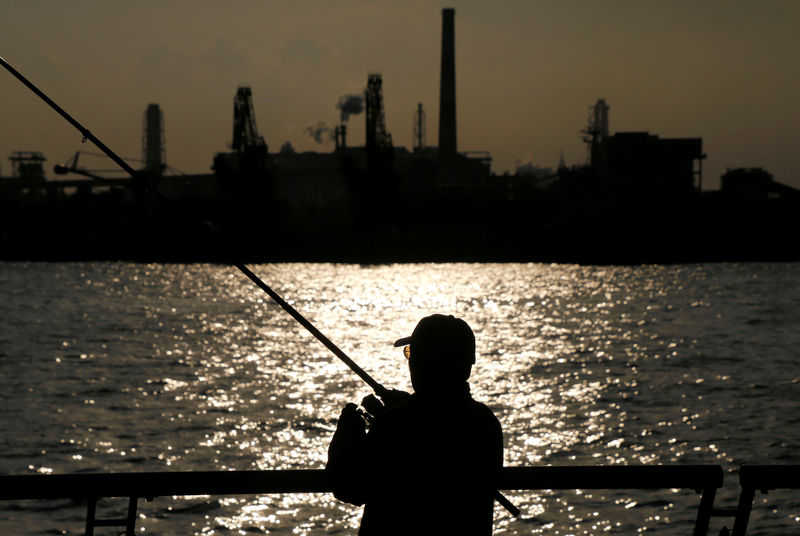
[[739, 465, 800, 490], [0, 465, 723, 501], [0, 470, 330, 500], [499, 465, 723, 490]]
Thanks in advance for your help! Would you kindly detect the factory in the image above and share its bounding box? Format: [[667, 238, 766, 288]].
[[1, 9, 798, 263]]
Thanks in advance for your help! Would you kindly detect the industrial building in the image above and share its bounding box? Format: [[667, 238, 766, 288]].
[[1, 9, 798, 263], [583, 99, 705, 199]]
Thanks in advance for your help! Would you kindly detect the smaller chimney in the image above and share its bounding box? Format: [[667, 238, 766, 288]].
[[143, 103, 165, 174], [334, 124, 348, 151]]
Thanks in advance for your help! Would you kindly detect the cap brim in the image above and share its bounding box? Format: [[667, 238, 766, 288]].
[[393, 336, 413, 347]]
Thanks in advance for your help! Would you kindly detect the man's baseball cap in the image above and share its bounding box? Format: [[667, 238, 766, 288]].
[[393, 314, 476, 364]]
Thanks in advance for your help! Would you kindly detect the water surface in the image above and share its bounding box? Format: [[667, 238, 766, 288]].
[[0, 262, 798, 535]]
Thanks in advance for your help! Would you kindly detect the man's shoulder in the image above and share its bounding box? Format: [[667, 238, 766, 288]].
[[466, 398, 503, 437], [399, 393, 500, 428], [470, 398, 501, 423], [370, 392, 501, 434]]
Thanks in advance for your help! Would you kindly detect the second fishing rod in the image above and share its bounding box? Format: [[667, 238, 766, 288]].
[[0, 55, 519, 517]]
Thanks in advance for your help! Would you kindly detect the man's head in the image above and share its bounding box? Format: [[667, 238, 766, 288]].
[[394, 314, 475, 393]]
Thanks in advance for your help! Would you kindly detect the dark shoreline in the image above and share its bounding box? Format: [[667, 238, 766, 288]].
[[2, 231, 797, 266]]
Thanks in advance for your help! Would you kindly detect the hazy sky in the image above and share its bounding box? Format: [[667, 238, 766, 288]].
[[1, 0, 799, 189]]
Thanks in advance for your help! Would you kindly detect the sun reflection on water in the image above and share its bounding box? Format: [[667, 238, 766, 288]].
[[122, 262, 759, 534], [142, 262, 687, 534], [3, 262, 800, 534]]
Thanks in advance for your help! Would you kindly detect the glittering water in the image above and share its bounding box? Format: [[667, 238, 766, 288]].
[[0, 262, 798, 535]]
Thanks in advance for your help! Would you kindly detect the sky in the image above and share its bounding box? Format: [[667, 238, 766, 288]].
[[1, 0, 799, 190]]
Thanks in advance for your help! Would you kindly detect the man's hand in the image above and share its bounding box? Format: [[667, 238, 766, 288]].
[[327, 402, 368, 506], [336, 402, 367, 437], [360, 389, 411, 419]]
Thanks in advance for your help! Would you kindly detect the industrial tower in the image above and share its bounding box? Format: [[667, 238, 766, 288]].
[[142, 103, 165, 175], [212, 86, 268, 184], [9, 151, 46, 181], [334, 124, 347, 151], [365, 73, 392, 153], [583, 98, 610, 168], [232, 87, 267, 154], [413, 102, 426, 152]]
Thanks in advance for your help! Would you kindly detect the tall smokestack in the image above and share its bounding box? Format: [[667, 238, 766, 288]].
[[438, 8, 456, 156]]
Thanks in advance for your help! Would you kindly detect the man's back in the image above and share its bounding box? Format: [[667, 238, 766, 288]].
[[331, 387, 502, 535], [326, 314, 504, 535]]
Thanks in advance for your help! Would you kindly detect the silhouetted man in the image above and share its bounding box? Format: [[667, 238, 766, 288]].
[[327, 314, 503, 535]]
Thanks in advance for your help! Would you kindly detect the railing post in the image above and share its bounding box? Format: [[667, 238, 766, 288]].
[[125, 496, 139, 536], [83, 495, 139, 535], [85, 497, 97, 536], [731, 487, 755, 536], [693, 487, 716, 536]]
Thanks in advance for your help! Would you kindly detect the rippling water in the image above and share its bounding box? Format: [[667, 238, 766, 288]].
[[0, 262, 798, 535]]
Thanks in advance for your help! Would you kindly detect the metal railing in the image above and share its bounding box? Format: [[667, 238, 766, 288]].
[[730, 465, 800, 536], [5, 465, 797, 535], [0, 465, 735, 536]]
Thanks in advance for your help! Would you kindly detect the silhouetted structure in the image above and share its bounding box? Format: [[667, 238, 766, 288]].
[[720, 167, 800, 203], [142, 104, 165, 176], [232, 87, 266, 154], [365, 73, 392, 154], [9, 151, 46, 182], [413, 102, 426, 152], [3, 9, 800, 264], [438, 8, 457, 157], [334, 124, 347, 151], [583, 99, 609, 168], [213, 87, 269, 184], [582, 101, 705, 200], [600, 132, 704, 198], [583, 99, 705, 202]]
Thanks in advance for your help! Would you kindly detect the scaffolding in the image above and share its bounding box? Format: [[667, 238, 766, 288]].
[[232, 87, 266, 154], [365, 73, 392, 153], [9, 151, 46, 181]]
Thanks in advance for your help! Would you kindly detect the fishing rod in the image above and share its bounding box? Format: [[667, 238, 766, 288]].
[[0, 55, 384, 398], [0, 56, 519, 517]]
